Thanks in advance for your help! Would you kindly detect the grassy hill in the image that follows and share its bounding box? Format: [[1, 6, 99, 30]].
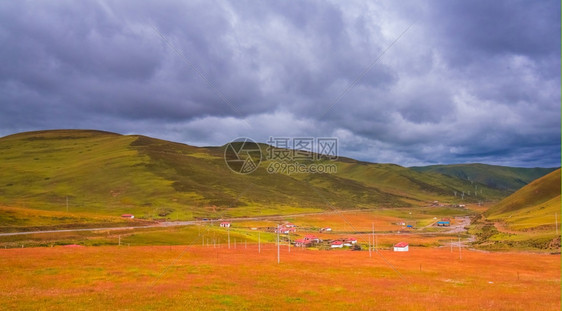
[[0, 130, 539, 223], [485, 168, 561, 228], [411, 163, 556, 192], [470, 169, 561, 251]]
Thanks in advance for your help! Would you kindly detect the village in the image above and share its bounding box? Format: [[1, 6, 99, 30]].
[[212, 219, 457, 252]]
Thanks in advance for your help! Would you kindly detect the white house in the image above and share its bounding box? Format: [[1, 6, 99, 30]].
[[220, 222, 231, 228], [331, 241, 343, 248], [393, 242, 409, 252]]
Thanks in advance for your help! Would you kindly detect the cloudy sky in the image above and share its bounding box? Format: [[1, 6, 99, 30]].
[[0, 1, 559, 167]]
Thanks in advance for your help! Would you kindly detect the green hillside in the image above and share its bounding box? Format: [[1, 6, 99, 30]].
[[411, 163, 556, 192], [485, 168, 561, 228], [0, 130, 522, 222], [470, 169, 561, 251]]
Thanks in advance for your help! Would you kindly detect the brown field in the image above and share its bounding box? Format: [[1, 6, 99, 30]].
[[236, 211, 409, 232], [1, 245, 559, 310], [291, 212, 404, 231]]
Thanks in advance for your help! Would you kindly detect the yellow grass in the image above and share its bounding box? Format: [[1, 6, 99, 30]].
[[0, 245, 559, 310]]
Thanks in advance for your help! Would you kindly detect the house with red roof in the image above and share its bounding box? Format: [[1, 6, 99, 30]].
[[275, 225, 297, 234], [393, 242, 409, 252], [303, 234, 320, 243], [343, 237, 357, 246], [121, 214, 134, 219], [331, 240, 343, 248], [294, 239, 315, 247], [294, 234, 320, 247]]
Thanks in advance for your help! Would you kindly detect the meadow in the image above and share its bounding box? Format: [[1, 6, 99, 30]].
[[1, 245, 559, 310]]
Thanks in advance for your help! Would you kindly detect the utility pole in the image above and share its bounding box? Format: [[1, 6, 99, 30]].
[[118, 235, 121, 246], [277, 224, 280, 264], [372, 222, 375, 253], [368, 235, 372, 258], [228, 226, 230, 249], [288, 231, 291, 253], [66, 196, 69, 212]]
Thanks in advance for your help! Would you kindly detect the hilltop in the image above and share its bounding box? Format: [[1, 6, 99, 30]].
[[0, 130, 551, 222]]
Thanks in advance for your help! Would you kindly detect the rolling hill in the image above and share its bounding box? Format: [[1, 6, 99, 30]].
[[0, 130, 549, 222], [469, 169, 561, 251], [411, 163, 556, 192], [485, 168, 561, 228]]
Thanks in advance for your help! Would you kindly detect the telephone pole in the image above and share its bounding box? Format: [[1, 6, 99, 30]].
[[372, 222, 375, 252], [288, 231, 291, 253]]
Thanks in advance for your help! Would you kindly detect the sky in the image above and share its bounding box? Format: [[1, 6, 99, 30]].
[[0, 0, 560, 167]]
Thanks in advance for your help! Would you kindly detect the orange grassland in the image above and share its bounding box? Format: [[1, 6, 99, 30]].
[[0, 245, 559, 310]]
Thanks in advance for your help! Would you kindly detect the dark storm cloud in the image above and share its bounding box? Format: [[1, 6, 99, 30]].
[[0, 0, 559, 167]]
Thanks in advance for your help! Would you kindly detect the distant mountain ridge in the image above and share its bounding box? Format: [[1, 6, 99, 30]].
[[410, 163, 556, 192], [0, 130, 554, 220]]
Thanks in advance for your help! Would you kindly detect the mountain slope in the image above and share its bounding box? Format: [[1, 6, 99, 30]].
[[0, 130, 531, 220], [485, 168, 561, 228], [411, 163, 556, 192], [468, 169, 560, 251]]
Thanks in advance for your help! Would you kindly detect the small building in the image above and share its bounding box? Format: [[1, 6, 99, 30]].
[[343, 237, 357, 246], [294, 239, 313, 247], [294, 235, 320, 247], [331, 240, 343, 248], [319, 227, 332, 232], [303, 234, 320, 243], [284, 223, 296, 228], [393, 242, 409, 252], [275, 225, 296, 234], [121, 214, 134, 219], [436, 221, 450, 227], [220, 222, 231, 228]]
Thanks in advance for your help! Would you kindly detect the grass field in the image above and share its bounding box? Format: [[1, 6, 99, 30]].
[[0, 245, 559, 310]]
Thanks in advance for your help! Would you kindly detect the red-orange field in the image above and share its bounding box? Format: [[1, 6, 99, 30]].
[[0, 245, 559, 310]]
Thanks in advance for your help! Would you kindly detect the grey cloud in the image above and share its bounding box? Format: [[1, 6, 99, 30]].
[[0, 0, 559, 167]]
